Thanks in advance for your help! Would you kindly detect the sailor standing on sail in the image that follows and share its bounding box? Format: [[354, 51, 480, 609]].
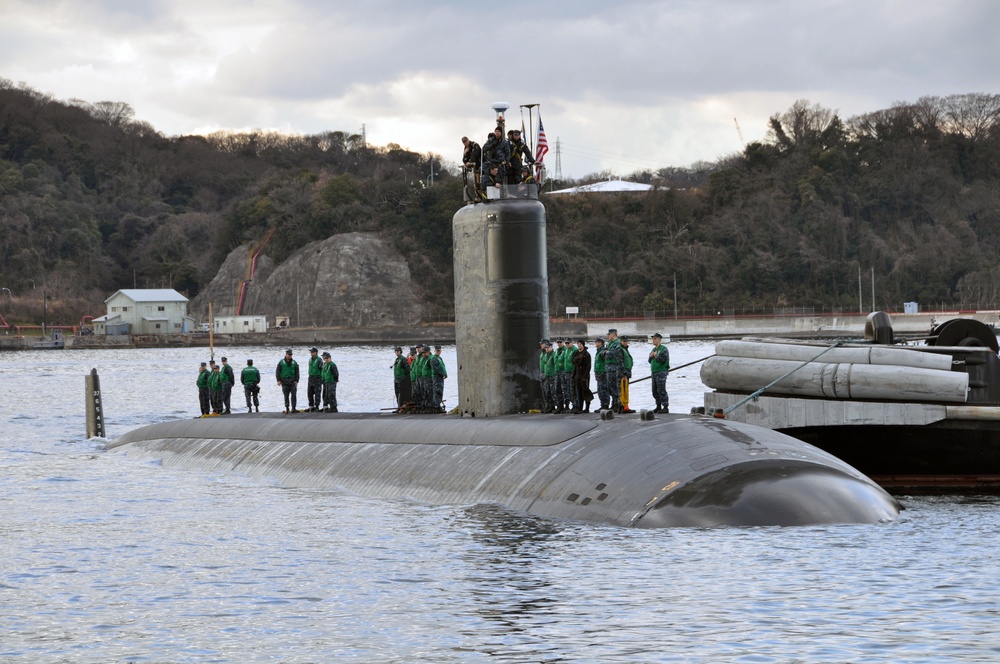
[[462, 136, 482, 192], [507, 129, 534, 185], [482, 126, 511, 182]]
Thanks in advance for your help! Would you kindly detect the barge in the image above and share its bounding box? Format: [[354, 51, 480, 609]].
[[703, 313, 1000, 493]]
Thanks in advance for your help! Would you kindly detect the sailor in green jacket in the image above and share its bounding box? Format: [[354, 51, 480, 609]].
[[604, 329, 624, 413], [275, 348, 300, 413], [537, 338, 549, 411], [539, 341, 558, 413], [307, 347, 323, 412], [409, 344, 425, 411], [208, 363, 224, 415], [321, 351, 339, 412], [559, 338, 577, 413], [196, 362, 211, 416], [553, 339, 566, 413], [620, 336, 634, 413], [220, 356, 235, 414], [392, 346, 411, 412], [241, 359, 261, 413], [429, 345, 448, 413], [648, 332, 670, 413], [416, 345, 434, 412]]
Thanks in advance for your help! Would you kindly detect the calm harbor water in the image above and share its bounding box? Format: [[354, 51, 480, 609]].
[[1, 342, 998, 662]]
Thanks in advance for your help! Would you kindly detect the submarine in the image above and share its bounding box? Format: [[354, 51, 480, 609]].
[[108, 102, 900, 528]]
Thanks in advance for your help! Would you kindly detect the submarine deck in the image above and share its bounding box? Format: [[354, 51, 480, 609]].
[[111, 412, 600, 449]]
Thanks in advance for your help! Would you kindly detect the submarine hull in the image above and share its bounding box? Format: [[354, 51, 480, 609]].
[[108, 413, 900, 528]]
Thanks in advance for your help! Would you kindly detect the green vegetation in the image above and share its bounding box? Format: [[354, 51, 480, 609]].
[[547, 96, 1000, 316], [1, 80, 999, 326]]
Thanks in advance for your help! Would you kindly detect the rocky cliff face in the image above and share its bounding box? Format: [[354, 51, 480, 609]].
[[191, 232, 423, 327]]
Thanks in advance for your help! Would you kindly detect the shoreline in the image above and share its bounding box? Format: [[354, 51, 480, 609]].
[[3, 310, 997, 350]]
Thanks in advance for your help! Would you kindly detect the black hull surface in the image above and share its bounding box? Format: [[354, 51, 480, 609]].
[[108, 412, 900, 528]]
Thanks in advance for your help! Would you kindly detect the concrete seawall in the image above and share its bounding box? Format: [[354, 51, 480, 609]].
[[7, 311, 997, 350], [588, 311, 1000, 341]]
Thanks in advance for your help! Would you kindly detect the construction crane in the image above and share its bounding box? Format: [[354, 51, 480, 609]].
[[733, 117, 745, 146]]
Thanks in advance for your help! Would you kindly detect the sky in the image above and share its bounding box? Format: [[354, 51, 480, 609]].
[[2, 0, 998, 180]]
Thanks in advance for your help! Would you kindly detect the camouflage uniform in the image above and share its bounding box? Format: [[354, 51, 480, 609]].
[[648, 340, 670, 412], [593, 340, 609, 409], [604, 337, 624, 411]]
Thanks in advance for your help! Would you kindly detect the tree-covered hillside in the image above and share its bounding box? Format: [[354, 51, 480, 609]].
[[546, 95, 1000, 316], [0, 79, 455, 324], [1, 79, 999, 326]]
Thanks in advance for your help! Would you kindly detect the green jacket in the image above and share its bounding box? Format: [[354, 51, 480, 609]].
[[208, 370, 223, 390], [221, 363, 234, 385], [604, 339, 623, 366], [241, 365, 260, 385], [196, 368, 210, 388], [321, 360, 339, 383], [623, 346, 633, 372], [276, 358, 299, 382], [417, 354, 433, 378], [430, 354, 448, 378], [593, 346, 606, 373], [540, 350, 558, 377], [410, 354, 425, 380], [649, 344, 670, 374], [393, 356, 409, 379], [308, 355, 323, 377], [560, 345, 577, 372]]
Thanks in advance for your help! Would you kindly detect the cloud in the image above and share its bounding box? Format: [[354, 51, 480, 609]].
[[1, 0, 999, 177]]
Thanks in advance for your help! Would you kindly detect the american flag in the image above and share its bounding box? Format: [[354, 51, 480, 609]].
[[534, 115, 549, 165]]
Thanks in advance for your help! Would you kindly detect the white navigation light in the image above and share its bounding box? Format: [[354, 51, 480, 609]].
[[491, 101, 509, 126]]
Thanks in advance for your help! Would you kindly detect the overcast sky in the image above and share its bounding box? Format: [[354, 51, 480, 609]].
[[2, 0, 998, 179]]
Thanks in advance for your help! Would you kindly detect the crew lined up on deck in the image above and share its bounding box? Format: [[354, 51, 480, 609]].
[[195, 347, 338, 417], [193, 336, 665, 417], [536, 330, 670, 415], [392, 343, 448, 414]]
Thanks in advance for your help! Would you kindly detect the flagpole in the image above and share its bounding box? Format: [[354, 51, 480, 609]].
[[520, 103, 538, 164]]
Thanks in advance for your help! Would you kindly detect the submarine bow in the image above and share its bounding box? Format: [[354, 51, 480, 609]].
[[109, 412, 900, 528]]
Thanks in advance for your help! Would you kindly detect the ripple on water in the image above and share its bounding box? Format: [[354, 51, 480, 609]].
[[0, 345, 997, 662]]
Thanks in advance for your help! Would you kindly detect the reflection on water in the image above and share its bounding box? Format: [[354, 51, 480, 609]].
[[0, 345, 997, 662]]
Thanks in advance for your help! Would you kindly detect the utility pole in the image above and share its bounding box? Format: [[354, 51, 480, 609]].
[[871, 267, 875, 312], [673, 273, 678, 320], [858, 266, 863, 314], [555, 138, 563, 181]]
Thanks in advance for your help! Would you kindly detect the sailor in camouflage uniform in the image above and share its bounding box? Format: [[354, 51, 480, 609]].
[[603, 329, 624, 413], [593, 337, 609, 410], [429, 345, 448, 413], [648, 332, 670, 413]]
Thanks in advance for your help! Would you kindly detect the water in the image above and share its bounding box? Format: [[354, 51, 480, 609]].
[[1, 343, 998, 662]]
